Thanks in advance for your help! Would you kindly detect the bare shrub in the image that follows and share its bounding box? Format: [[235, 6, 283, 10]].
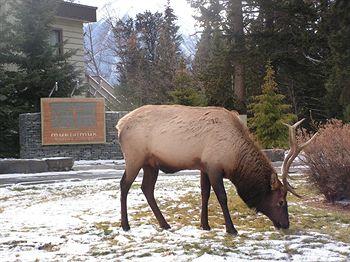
[[301, 119, 350, 202]]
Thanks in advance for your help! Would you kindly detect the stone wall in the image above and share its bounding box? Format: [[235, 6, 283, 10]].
[[19, 111, 128, 160]]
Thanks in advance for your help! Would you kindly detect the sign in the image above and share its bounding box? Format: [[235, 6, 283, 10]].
[[41, 98, 106, 145]]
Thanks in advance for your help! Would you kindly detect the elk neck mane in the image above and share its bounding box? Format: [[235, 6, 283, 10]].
[[231, 138, 275, 209]]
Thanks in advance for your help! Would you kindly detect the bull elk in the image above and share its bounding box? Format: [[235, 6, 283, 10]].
[[116, 105, 316, 234]]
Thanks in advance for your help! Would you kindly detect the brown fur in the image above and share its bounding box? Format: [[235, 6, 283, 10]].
[[117, 105, 274, 208], [117, 105, 288, 233]]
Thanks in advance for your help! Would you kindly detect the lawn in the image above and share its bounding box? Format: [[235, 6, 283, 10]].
[[0, 172, 349, 261]]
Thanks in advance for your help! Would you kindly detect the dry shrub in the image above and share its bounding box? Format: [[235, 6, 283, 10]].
[[301, 119, 350, 202]]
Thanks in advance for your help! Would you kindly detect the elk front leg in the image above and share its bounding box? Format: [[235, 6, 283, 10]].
[[208, 172, 238, 235], [141, 165, 170, 229], [200, 171, 211, 230]]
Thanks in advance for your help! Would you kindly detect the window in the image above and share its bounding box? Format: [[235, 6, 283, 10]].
[[50, 29, 63, 55]]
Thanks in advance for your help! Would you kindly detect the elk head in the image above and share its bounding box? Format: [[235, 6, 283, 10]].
[[257, 119, 317, 229]]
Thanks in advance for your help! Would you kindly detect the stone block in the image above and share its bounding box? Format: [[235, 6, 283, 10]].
[[45, 157, 74, 172], [262, 149, 285, 162], [0, 159, 48, 174]]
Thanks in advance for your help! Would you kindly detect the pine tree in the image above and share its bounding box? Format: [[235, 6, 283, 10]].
[[190, 0, 349, 124], [0, 0, 80, 157], [111, 7, 184, 107], [11, 0, 81, 112], [169, 58, 206, 106], [195, 29, 234, 109], [249, 62, 296, 148], [325, 0, 350, 121], [112, 18, 147, 108], [0, 1, 27, 157], [113, 12, 164, 106], [154, 2, 183, 103], [163, 1, 182, 53], [244, 0, 327, 122], [228, 0, 246, 113], [192, 0, 235, 109]]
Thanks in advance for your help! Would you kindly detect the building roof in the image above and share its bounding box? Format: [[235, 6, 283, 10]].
[[56, 1, 97, 22]]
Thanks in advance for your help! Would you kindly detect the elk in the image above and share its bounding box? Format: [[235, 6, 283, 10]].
[[116, 105, 316, 234]]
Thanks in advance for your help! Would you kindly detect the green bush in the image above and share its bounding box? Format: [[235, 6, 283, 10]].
[[169, 87, 206, 106], [248, 62, 296, 148]]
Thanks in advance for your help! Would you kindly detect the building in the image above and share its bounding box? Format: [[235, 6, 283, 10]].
[[1, 0, 119, 108], [52, 2, 97, 77], [0, 0, 96, 78]]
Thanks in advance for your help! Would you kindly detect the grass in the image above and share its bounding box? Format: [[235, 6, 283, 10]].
[[94, 221, 118, 236], [129, 176, 350, 246], [91, 250, 113, 257], [38, 243, 59, 252], [10, 186, 41, 192], [2, 175, 348, 261]]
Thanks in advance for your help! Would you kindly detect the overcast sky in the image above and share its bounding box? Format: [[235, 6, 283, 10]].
[[75, 0, 197, 34]]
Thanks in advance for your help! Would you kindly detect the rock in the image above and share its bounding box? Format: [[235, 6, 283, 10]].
[[262, 149, 285, 162], [0, 157, 74, 174], [0, 159, 48, 174], [335, 200, 350, 207], [44, 157, 74, 172]]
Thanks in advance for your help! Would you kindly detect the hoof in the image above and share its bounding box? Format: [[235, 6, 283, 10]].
[[121, 224, 130, 231], [201, 225, 211, 231], [226, 228, 238, 235], [161, 223, 171, 230]]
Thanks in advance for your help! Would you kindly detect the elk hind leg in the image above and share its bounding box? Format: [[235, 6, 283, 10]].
[[200, 171, 211, 230], [141, 165, 170, 229], [120, 164, 141, 231]]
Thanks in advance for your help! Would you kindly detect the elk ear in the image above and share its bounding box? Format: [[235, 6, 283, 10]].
[[270, 173, 280, 190]]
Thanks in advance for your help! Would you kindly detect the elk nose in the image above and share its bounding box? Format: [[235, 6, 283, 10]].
[[281, 221, 289, 229], [283, 222, 290, 229], [273, 221, 282, 229], [274, 221, 289, 229]]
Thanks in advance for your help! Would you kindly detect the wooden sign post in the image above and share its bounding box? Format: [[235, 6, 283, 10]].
[[41, 98, 106, 145]]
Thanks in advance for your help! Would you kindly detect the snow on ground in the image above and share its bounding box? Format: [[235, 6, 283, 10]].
[[74, 159, 125, 166], [0, 168, 122, 179], [0, 173, 349, 261]]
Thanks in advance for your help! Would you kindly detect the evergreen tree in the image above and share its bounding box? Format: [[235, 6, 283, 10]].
[[112, 18, 147, 108], [192, 0, 235, 109], [163, 1, 182, 53], [137, 7, 183, 104], [11, 0, 80, 112], [170, 58, 206, 106], [249, 62, 296, 148], [228, 0, 246, 113], [325, 0, 350, 121], [244, 0, 327, 122], [195, 29, 234, 109], [155, 2, 183, 103], [0, 2, 19, 157], [111, 7, 185, 107], [0, 0, 80, 157], [113, 12, 164, 106]]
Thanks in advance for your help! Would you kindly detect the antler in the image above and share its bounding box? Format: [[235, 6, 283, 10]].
[[282, 119, 318, 198]]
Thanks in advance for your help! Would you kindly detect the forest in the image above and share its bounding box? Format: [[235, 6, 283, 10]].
[[1, 0, 350, 157], [85, 0, 349, 123]]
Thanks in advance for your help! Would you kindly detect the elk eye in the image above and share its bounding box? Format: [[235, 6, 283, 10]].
[[278, 200, 284, 207]]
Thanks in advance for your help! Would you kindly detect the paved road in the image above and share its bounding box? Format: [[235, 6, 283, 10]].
[[0, 167, 200, 187], [0, 161, 305, 187]]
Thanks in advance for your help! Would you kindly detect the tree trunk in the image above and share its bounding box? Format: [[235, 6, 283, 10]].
[[231, 0, 246, 113]]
